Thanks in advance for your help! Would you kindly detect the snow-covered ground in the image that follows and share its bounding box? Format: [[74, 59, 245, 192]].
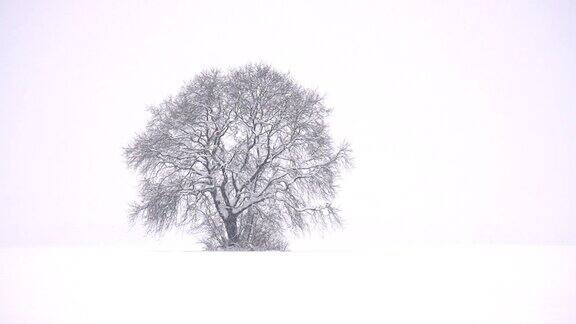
[[1, 245, 574, 324]]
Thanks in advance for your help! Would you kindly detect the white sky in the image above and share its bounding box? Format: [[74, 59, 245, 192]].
[[1, 0, 575, 249]]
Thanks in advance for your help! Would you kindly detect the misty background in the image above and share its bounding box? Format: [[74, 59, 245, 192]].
[[2, 0, 575, 249]]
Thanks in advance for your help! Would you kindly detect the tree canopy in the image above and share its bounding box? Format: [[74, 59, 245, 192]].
[[125, 64, 350, 250]]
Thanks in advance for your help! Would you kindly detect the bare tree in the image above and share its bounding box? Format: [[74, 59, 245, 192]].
[[125, 64, 350, 250]]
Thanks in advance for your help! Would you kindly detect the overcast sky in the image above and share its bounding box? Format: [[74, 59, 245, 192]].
[[1, 0, 575, 249]]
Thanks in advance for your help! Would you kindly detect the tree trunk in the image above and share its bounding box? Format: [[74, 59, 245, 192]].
[[224, 216, 238, 246]]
